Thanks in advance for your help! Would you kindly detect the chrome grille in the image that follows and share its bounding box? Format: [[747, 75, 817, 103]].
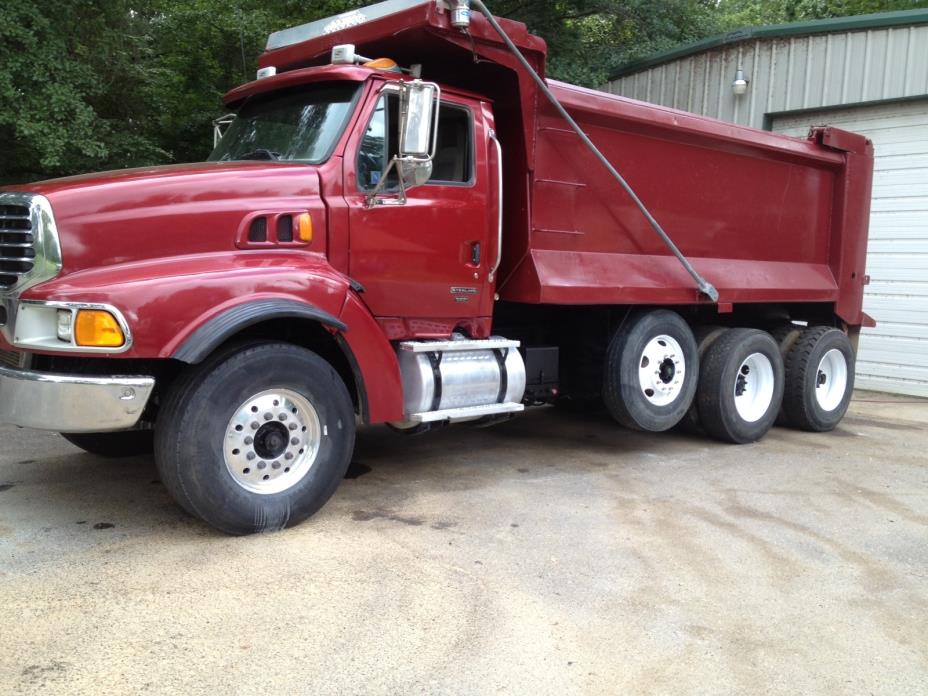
[[0, 348, 25, 369], [0, 203, 35, 290], [0, 192, 61, 296]]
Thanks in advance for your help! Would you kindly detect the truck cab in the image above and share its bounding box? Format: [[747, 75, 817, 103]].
[[215, 64, 500, 332]]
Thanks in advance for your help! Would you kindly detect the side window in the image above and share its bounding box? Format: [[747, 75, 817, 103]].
[[357, 93, 473, 190], [429, 105, 472, 184], [358, 93, 399, 190]]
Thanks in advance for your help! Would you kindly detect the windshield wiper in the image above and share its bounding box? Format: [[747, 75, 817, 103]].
[[238, 149, 281, 161]]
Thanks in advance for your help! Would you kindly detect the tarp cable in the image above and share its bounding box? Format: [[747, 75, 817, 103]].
[[468, 0, 720, 303]]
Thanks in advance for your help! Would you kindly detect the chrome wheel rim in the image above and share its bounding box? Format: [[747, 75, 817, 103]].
[[733, 352, 775, 423], [815, 349, 848, 412], [638, 335, 686, 406], [223, 389, 321, 495]]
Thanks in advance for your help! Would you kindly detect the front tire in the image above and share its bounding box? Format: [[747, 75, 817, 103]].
[[154, 343, 356, 535], [603, 310, 698, 432], [696, 329, 784, 444]]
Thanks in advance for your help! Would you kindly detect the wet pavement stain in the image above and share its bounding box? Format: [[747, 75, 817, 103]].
[[0, 483, 14, 492], [352, 510, 424, 526], [843, 415, 922, 432], [93, 522, 115, 530]]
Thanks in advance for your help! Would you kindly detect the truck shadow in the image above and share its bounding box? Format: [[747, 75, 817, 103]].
[[1, 407, 862, 541]]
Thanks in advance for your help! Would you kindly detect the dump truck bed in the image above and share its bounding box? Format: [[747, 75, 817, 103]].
[[500, 81, 874, 327]]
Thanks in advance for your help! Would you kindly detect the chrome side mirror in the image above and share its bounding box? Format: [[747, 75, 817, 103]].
[[399, 81, 437, 158], [367, 80, 440, 207]]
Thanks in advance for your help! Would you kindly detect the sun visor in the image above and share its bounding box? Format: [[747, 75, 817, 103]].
[[267, 0, 431, 50]]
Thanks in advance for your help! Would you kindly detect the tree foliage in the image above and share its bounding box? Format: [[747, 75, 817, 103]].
[[1, 0, 926, 184]]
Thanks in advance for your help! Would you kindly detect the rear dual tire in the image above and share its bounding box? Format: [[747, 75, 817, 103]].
[[782, 327, 855, 432], [603, 310, 699, 432], [696, 329, 785, 444]]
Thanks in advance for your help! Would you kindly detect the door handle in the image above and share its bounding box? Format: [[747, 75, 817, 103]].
[[470, 241, 481, 266]]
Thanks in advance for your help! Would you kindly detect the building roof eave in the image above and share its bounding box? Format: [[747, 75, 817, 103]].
[[608, 8, 928, 81]]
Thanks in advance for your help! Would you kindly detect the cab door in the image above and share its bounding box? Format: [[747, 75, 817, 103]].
[[344, 84, 494, 328]]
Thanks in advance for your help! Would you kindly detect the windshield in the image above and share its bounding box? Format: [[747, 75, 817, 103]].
[[209, 83, 360, 164]]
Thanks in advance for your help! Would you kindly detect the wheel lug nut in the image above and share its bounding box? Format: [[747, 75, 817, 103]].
[[290, 437, 300, 446], [272, 461, 281, 469], [288, 423, 298, 431], [279, 413, 287, 421], [264, 412, 273, 421], [244, 436, 253, 445], [257, 461, 267, 470], [285, 452, 294, 460], [251, 422, 259, 430], [246, 452, 256, 461]]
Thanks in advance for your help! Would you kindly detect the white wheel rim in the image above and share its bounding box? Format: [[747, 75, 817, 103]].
[[733, 352, 775, 423], [638, 334, 686, 406], [223, 389, 322, 495], [815, 349, 848, 412]]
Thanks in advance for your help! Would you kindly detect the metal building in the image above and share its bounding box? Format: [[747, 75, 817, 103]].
[[607, 9, 928, 397]]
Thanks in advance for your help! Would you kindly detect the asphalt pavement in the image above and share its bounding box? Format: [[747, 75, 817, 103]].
[[1, 393, 926, 695]]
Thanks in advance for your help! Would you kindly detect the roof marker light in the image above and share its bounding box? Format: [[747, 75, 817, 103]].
[[256, 66, 277, 80]]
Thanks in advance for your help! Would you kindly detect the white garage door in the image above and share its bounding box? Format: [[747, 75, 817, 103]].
[[773, 100, 928, 397]]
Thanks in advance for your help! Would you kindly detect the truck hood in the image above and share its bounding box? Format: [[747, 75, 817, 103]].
[[12, 162, 323, 275]]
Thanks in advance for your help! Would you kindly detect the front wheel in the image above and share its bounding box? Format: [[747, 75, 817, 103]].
[[154, 343, 356, 535]]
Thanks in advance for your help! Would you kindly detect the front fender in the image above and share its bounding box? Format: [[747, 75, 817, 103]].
[[24, 250, 407, 424]]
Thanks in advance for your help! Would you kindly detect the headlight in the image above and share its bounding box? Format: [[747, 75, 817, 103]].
[[12, 301, 131, 353], [57, 309, 72, 342]]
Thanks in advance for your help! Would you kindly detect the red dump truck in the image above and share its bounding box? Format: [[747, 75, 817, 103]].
[[0, 0, 873, 534]]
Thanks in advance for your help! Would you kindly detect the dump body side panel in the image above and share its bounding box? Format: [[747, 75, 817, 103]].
[[500, 81, 871, 322]]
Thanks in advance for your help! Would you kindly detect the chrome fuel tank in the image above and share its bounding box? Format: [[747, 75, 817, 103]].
[[395, 336, 526, 424]]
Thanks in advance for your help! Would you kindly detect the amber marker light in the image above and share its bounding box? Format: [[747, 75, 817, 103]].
[[74, 309, 125, 348], [297, 213, 313, 242]]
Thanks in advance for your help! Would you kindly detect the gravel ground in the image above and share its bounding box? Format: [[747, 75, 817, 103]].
[[1, 392, 926, 696]]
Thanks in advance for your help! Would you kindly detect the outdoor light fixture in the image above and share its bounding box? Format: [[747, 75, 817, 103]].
[[732, 68, 748, 96]]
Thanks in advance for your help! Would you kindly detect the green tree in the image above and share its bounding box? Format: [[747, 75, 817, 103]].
[[2, 0, 927, 184]]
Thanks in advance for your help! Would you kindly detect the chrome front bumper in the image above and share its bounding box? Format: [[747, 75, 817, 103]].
[[0, 365, 155, 433]]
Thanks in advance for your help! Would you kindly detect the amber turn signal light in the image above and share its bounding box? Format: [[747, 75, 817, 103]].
[[74, 310, 125, 348], [297, 213, 313, 242]]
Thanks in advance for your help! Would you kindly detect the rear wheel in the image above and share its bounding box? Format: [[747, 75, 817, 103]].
[[769, 322, 804, 426], [61, 430, 154, 458], [154, 342, 355, 535], [782, 327, 855, 432], [603, 310, 698, 432], [678, 325, 728, 434], [697, 329, 784, 444]]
